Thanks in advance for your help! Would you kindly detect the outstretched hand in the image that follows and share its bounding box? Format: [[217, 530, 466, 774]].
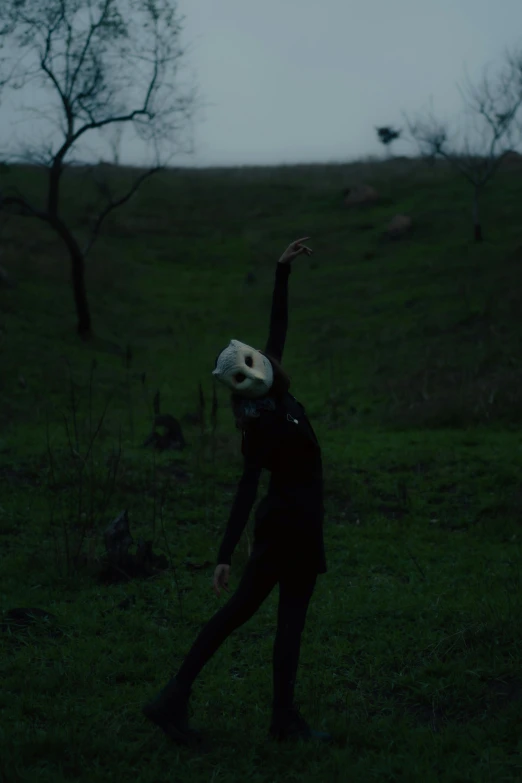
[[278, 237, 313, 265]]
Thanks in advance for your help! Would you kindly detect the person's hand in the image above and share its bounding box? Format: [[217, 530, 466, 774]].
[[278, 237, 313, 264], [213, 564, 230, 597]]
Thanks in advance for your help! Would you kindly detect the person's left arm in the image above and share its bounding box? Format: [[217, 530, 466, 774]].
[[216, 456, 262, 566], [216, 405, 279, 565]]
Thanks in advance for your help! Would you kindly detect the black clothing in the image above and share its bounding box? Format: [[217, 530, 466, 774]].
[[217, 262, 327, 575], [159, 261, 325, 732], [175, 544, 317, 713]]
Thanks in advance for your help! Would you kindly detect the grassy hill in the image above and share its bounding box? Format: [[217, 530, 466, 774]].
[[1, 158, 522, 782]]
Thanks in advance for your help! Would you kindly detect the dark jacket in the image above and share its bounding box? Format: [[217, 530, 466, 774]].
[[217, 262, 327, 575]]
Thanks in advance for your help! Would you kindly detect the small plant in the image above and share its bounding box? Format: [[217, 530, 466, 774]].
[[45, 359, 122, 577]]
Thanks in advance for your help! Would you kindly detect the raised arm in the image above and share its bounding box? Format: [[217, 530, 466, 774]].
[[264, 237, 313, 363], [264, 262, 291, 362]]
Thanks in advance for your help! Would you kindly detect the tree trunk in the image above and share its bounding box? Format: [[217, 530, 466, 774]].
[[48, 157, 64, 216], [51, 217, 92, 338], [70, 243, 91, 338], [46, 149, 91, 336], [473, 186, 483, 243]]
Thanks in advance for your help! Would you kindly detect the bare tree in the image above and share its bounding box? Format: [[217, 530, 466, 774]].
[[0, 0, 197, 338], [405, 49, 522, 242], [105, 124, 124, 166]]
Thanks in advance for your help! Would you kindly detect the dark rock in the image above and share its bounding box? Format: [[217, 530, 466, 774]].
[[101, 509, 169, 583], [143, 414, 186, 451], [383, 214, 413, 240], [343, 184, 379, 207]]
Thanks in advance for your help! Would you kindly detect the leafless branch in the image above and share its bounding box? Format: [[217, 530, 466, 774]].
[[0, 0, 197, 336], [0, 193, 50, 222], [83, 165, 162, 256], [1, 0, 197, 164], [403, 48, 522, 242], [404, 48, 522, 186]]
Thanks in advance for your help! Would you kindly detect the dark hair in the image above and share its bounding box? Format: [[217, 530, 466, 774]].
[[230, 351, 291, 429], [258, 351, 291, 396]]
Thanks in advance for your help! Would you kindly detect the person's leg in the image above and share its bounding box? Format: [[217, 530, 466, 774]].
[[271, 565, 317, 716], [175, 550, 280, 688], [143, 550, 281, 743]]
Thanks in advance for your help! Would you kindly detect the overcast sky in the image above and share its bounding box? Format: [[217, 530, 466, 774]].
[[1, 0, 521, 167]]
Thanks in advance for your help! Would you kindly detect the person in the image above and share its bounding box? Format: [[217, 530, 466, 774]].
[[142, 238, 331, 745]]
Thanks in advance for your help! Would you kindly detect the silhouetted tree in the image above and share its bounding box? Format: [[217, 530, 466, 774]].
[[0, 0, 197, 338], [376, 126, 401, 157], [405, 50, 522, 243]]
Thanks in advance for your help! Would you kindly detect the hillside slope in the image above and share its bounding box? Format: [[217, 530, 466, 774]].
[[1, 158, 521, 444]]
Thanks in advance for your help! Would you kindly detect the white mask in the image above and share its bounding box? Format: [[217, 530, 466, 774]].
[[212, 339, 274, 398]]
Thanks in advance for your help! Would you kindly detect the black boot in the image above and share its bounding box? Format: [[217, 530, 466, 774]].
[[269, 705, 332, 743], [142, 677, 203, 746]]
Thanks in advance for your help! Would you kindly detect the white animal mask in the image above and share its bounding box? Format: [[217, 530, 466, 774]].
[[212, 339, 274, 398]]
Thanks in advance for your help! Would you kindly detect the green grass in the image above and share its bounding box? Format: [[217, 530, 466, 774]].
[[1, 157, 522, 782]]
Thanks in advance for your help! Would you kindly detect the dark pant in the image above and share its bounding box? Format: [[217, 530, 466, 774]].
[[175, 546, 317, 712]]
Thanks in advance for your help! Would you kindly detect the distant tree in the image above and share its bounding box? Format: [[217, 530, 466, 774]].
[[376, 126, 401, 156], [105, 125, 124, 167], [0, 0, 197, 338], [405, 49, 522, 243]]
